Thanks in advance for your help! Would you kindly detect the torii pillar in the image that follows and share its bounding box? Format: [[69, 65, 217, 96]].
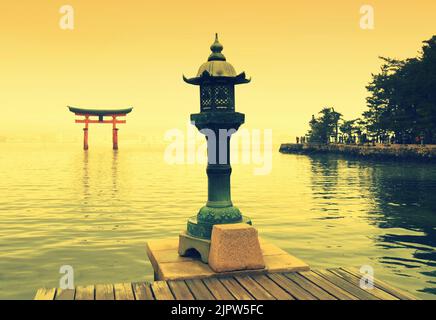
[[83, 121, 89, 150], [112, 116, 119, 150]]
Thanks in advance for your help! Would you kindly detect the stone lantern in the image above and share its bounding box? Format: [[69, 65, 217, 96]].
[[179, 34, 252, 263]]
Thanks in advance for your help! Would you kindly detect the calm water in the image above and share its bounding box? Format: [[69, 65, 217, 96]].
[[0, 142, 435, 299]]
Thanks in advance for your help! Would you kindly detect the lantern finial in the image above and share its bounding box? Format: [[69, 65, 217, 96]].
[[208, 33, 226, 61]]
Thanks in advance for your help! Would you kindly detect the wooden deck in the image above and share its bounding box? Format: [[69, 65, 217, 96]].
[[34, 267, 417, 300]]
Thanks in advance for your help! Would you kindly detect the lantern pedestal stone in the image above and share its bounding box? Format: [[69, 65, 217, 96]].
[[179, 224, 265, 271], [208, 224, 265, 273]]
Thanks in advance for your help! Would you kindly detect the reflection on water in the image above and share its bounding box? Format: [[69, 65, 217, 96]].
[[82, 151, 89, 200], [0, 143, 435, 299], [306, 155, 436, 297], [368, 163, 436, 296]]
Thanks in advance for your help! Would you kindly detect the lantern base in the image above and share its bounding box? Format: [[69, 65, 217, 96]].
[[198, 204, 243, 225], [178, 231, 211, 263], [187, 214, 252, 240]]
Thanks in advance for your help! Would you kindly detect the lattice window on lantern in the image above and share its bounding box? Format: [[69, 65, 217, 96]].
[[200, 86, 212, 111], [213, 85, 234, 110]]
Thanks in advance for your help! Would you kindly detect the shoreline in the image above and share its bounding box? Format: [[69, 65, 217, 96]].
[[279, 143, 436, 162]]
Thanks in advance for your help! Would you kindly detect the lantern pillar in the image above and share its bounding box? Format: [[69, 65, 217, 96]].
[[186, 113, 249, 241]]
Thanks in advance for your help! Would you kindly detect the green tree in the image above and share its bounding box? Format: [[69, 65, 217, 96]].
[[364, 36, 436, 143], [308, 107, 341, 144], [340, 119, 357, 143], [331, 108, 342, 143]]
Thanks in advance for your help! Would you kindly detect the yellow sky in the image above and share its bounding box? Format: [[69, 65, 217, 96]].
[[0, 0, 435, 144]]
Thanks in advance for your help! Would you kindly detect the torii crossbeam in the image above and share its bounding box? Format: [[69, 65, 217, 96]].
[[68, 106, 133, 150]]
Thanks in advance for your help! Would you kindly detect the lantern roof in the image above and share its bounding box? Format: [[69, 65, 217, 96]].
[[183, 34, 250, 86]]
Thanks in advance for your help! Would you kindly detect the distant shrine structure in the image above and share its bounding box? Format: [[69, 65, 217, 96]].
[[68, 106, 133, 150]]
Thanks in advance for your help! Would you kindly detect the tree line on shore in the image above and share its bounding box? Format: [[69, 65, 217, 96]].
[[306, 35, 436, 145]]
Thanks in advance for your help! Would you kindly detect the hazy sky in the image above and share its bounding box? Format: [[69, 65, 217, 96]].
[[1, 0, 435, 144]]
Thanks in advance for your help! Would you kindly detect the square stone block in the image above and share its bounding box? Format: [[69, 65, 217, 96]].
[[208, 224, 265, 273]]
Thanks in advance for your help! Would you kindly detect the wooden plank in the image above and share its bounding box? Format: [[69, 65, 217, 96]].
[[285, 273, 336, 300], [168, 281, 195, 300], [202, 278, 235, 300], [263, 254, 310, 273], [75, 285, 95, 300], [34, 288, 56, 300], [314, 270, 378, 300], [55, 289, 75, 300], [133, 282, 154, 300], [268, 273, 317, 300], [95, 284, 114, 300], [250, 275, 295, 300], [156, 260, 215, 281], [114, 283, 134, 300], [185, 279, 215, 300], [329, 268, 398, 300], [299, 271, 358, 300], [151, 281, 175, 300], [341, 267, 417, 300], [219, 278, 254, 300], [235, 276, 275, 300]]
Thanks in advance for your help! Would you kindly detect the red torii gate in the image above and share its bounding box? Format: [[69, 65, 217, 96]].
[[68, 106, 133, 150]]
